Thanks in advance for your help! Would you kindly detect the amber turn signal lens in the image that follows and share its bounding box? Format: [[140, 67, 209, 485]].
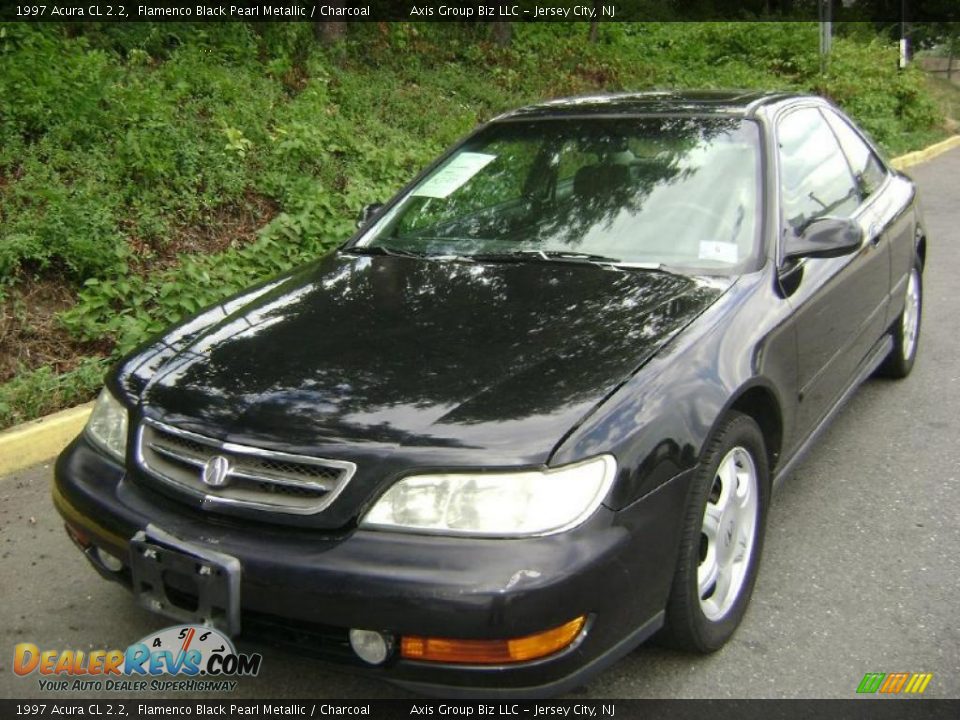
[[400, 616, 586, 665], [64, 522, 91, 550]]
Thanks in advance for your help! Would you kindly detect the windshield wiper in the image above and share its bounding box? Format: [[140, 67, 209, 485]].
[[472, 250, 621, 264], [607, 261, 690, 278], [345, 246, 687, 276], [342, 245, 426, 259]]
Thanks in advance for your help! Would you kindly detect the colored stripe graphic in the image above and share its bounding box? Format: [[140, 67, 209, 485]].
[[880, 672, 909, 693], [857, 672, 933, 695], [904, 673, 933, 694], [857, 673, 886, 693]]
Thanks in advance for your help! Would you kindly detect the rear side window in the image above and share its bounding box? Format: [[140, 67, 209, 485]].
[[822, 109, 887, 200], [777, 107, 860, 235]]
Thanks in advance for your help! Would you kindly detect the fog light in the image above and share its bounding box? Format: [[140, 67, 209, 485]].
[[94, 547, 124, 573], [348, 629, 394, 665]]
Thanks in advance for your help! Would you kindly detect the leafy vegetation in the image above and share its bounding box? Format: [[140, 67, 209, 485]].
[[0, 357, 107, 429], [919, 71, 960, 134], [0, 21, 951, 429]]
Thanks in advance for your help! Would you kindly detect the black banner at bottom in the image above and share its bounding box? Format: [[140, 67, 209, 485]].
[[2, 700, 959, 720]]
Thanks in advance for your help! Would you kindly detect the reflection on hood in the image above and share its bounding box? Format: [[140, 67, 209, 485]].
[[118, 253, 730, 462]]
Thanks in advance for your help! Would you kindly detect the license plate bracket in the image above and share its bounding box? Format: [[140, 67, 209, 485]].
[[129, 524, 241, 636]]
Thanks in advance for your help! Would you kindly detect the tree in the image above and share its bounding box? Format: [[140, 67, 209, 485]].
[[948, 31, 957, 80], [491, 21, 511, 48], [315, 1, 347, 44]]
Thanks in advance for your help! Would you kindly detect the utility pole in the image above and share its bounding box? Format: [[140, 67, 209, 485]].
[[899, 0, 910, 69], [819, 0, 832, 74]]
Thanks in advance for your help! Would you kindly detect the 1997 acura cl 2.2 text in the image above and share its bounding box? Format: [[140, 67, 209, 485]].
[[55, 91, 925, 696]]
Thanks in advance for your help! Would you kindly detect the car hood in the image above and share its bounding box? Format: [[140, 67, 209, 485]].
[[119, 253, 730, 466]]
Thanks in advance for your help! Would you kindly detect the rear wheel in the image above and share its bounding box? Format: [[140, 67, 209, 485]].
[[878, 262, 922, 379], [660, 412, 770, 652]]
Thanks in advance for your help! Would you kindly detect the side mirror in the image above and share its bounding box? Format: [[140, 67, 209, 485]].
[[356, 203, 384, 229], [783, 217, 863, 262]]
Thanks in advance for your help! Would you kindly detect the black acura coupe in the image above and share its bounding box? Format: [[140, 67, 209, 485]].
[[55, 91, 925, 696]]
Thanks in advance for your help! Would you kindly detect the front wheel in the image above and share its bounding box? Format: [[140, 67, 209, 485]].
[[659, 412, 770, 653], [878, 262, 922, 379]]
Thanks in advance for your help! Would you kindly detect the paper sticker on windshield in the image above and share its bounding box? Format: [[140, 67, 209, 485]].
[[412, 152, 497, 199], [698, 240, 739, 264]]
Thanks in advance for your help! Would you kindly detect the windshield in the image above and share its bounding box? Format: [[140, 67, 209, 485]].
[[355, 116, 761, 272]]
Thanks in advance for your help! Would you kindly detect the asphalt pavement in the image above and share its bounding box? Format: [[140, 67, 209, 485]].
[[1, 148, 958, 700]]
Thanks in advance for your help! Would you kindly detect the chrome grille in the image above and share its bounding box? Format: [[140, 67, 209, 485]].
[[135, 419, 356, 515]]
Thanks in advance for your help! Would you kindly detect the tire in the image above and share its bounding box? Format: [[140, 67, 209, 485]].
[[659, 411, 770, 653], [878, 262, 922, 379]]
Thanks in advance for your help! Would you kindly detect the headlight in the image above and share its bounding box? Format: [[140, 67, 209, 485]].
[[361, 455, 616, 537], [85, 388, 128, 462]]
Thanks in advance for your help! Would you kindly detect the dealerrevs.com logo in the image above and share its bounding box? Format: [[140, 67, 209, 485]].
[[14, 625, 262, 692]]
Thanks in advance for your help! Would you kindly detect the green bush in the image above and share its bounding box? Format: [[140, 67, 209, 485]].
[[819, 37, 941, 154], [0, 23, 283, 282], [0, 357, 107, 429]]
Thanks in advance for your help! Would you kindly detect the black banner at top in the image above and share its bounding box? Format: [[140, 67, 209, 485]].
[[1, 1, 958, 24]]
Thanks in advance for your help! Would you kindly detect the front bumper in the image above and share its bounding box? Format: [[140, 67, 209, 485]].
[[53, 436, 692, 696]]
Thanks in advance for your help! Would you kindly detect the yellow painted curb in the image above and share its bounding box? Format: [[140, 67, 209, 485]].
[[890, 134, 960, 171], [1, 135, 959, 478], [0, 402, 93, 476]]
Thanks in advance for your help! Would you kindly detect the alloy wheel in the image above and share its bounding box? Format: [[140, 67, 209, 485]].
[[698, 446, 759, 621], [902, 269, 921, 362]]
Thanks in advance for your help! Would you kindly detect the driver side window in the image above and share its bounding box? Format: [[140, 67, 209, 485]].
[[777, 107, 860, 236], [822, 109, 887, 200]]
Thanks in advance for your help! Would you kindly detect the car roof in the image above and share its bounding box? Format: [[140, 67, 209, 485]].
[[495, 90, 803, 121]]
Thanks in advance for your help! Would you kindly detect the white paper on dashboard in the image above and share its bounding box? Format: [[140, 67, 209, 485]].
[[412, 152, 497, 199], [698, 240, 739, 264]]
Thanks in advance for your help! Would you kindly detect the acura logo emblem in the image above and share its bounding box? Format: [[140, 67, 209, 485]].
[[202, 455, 232, 488]]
